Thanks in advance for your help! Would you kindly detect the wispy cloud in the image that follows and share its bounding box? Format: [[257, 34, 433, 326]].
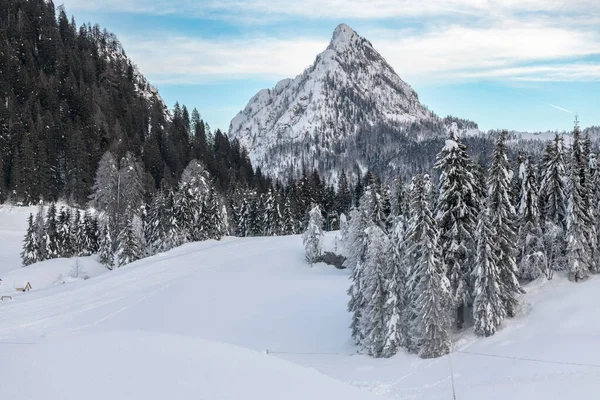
[[63, 0, 600, 21], [121, 20, 600, 85], [458, 64, 600, 81], [124, 35, 327, 84]]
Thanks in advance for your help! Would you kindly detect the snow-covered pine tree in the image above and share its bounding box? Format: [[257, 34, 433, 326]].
[[583, 135, 599, 273], [116, 217, 142, 268], [281, 195, 296, 235], [511, 151, 526, 209], [56, 207, 73, 257], [174, 181, 198, 243], [472, 209, 506, 337], [118, 152, 145, 220], [487, 131, 523, 317], [163, 190, 184, 251], [248, 195, 262, 237], [335, 169, 353, 216], [84, 212, 100, 255], [517, 158, 546, 280], [302, 204, 324, 264], [44, 203, 59, 259], [262, 189, 278, 236], [71, 211, 84, 256], [34, 204, 47, 261], [383, 220, 406, 357], [406, 174, 453, 358], [90, 151, 119, 228], [388, 189, 410, 349], [391, 176, 407, 219], [540, 134, 568, 273], [201, 186, 224, 240], [590, 145, 600, 272], [238, 192, 252, 237], [381, 185, 393, 233], [540, 134, 567, 231], [471, 159, 487, 215], [346, 206, 371, 347], [434, 130, 478, 329], [98, 224, 114, 269], [144, 191, 167, 255], [21, 213, 39, 266], [361, 226, 392, 358], [566, 124, 593, 281], [367, 186, 387, 231]]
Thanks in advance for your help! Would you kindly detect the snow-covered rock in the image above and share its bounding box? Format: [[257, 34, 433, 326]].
[[228, 24, 435, 180]]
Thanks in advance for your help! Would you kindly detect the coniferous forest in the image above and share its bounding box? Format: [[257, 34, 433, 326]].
[[0, 0, 268, 205]]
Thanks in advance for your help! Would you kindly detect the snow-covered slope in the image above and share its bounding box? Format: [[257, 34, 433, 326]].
[[1, 331, 384, 400], [1, 209, 599, 399], [228, 24, 436, 180]]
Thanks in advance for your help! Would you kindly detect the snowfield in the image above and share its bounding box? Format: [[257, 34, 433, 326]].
[[1, 208, 600, 399]]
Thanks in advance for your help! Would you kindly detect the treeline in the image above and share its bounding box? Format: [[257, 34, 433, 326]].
[[335, 125, 599, 359], [21, 204, 99, 265], [20, 148, 355, 268], [0, 0, 270, 206]]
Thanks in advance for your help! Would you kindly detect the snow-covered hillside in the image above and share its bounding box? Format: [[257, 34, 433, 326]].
[[1, 208, 600, 399], [228, 24, 437, 181]]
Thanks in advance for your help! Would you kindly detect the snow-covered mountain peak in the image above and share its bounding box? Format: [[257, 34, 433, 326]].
[[228, 24, 437, 181], [328, 23, 366, 52]]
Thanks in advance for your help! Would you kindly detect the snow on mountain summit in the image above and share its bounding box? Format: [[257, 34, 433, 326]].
[[228, 24, 434, 180]]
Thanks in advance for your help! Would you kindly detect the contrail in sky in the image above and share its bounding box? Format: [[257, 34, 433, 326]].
[[544, 103, 573, 114], [508, 89, 573, 115]]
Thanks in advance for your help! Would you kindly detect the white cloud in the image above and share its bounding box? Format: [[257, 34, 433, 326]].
[[62, 0, 600, 86], [122, 21, 600, 85], [124, 35, 327, 84], [62, 0, 600, 21], [456, 64, 600, 81], [370, 23, 600, 82]]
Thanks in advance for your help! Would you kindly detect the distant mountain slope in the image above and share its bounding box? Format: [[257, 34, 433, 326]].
[[229, 24, 475, 182]]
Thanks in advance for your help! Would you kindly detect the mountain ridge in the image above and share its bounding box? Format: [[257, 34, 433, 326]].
[[228, 23, 439, 181]]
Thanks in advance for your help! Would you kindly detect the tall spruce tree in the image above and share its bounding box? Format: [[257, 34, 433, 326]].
[[540, 134, 568, 273], [517, 158, 546, 280], [262, 189, 279, 236], [487, 131, 523, 317], [361, 226, 392, 357], [56, 207, 73, 258], [583, 135, 599, 272], [346, 206, 371, 347], [144, 191, 168, 255], [45, 203, 59, 259], [566, 124, 593, 281], [98, 224, 114, 269], [383, 220, 406, 357], [34, 204, 47, 261], [335, 169, 353, 215], [116, 217, 142, 267], [406, 174, 453, 358], [71, 211, 84, 256], [472, 209, 506, 337], [83, 212, 100, 255], [434, 131, 478, 329], [21, 214, 39, 266], [282, 195, 296, 235], [90, 151, 119, 228]]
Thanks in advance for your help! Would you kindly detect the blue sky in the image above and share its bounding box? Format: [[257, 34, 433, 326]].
[[61, 0, 600, 133]]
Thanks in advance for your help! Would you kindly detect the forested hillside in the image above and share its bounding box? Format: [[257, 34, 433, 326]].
[[0, 0, 268, 206]]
